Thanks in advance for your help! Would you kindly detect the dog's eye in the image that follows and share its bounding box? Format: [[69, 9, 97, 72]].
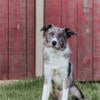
[[50, 32, 54, 36]]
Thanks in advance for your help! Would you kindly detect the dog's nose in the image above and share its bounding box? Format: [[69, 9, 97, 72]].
[[52, 41, 57, 46]]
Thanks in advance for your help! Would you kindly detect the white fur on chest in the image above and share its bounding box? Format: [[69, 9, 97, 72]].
[[44, 46, 71, 69]]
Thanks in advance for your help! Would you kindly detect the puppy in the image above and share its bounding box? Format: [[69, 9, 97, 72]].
[[41, 24, 85, 100]]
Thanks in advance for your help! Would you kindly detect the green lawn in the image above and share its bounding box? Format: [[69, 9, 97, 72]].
[[0, 78, 99, 100]]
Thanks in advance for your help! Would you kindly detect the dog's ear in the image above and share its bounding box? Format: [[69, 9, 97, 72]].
[[40, 24, 52, 31], [64, 28, 77, 38]]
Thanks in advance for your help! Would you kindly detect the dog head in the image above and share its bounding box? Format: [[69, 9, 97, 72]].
[[41, 24, 77, 50]]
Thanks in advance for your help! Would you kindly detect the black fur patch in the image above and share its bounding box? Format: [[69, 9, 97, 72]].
[[64, 28, 77, 38], [40, 24, 52, 31], [67, 62, 71, 77], [72, 96, 79, 100]]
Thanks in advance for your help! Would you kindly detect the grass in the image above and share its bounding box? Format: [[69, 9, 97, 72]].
[[0, 78, 99, 100]]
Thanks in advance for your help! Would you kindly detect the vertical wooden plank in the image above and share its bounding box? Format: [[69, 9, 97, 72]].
[[62, 0, 78, 79], [45, 0, 62, 26], [78, 0, 93, 81], [36, 0, 44, 76], [0, 0, 9, 80], [27, 0, 35, 77], [93, 0, 100, 80], [9, 0, 27, 79]]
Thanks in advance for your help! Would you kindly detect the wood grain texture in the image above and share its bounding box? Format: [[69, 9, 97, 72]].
[[0, 0, 9, 80], [27, 0, 35, 77], [9, 0, 27, 79], [45, 0, 62, 26], [77, 0, 93, 81], [93, 0, 100, 80]]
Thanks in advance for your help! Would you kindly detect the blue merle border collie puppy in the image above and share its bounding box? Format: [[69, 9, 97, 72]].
[[41, 24, 85, 100]]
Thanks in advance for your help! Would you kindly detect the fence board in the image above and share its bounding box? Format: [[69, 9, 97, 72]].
[[0, 0, 9, 80], [77, 0, 93, 81], [27, 0, 35, 77], [93, 0, 100, 80], [45, 0, 62, 26], [9, 0, 27, 79]]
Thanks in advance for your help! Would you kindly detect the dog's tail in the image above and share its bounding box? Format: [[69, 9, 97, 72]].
[[69, 84, 85, 100]]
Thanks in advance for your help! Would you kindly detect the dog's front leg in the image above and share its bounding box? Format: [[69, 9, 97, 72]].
[[42, 82, 51, 100], [61, 79, 69, 100], [42, 66, 52, 100]]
